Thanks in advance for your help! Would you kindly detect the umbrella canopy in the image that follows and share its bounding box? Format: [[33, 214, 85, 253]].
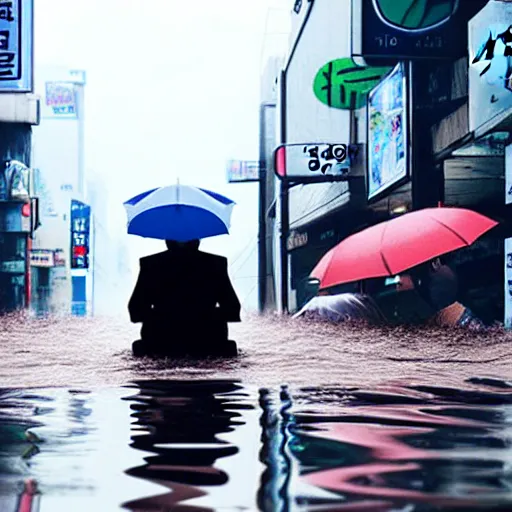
[[124, 184, 235, 241], [311, 207, 498, 289]]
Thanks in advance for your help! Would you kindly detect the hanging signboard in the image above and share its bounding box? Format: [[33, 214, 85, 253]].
[[469, 0, 512, 135], [352, 0, 487, 61], [226, 160, 260, 183], [274, 142, 351, 180], [70, 199, 90, 269], [0, 0, 33, 92], [43, 82, 77, 118]]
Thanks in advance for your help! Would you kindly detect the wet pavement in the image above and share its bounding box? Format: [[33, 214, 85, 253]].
[[0, 312, 512, 510]]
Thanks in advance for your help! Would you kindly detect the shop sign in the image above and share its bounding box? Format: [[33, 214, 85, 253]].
[[0, 0, 33, 92], [469, 1, 512, 134], [1, 260, 24, 273], [30, 249, 55, 268], [287, 231, 308, 251], [274, 142, 351, 180], [352, 0, 486, 60], [226, 160, 259, 183], [313, 58, 391, 110]]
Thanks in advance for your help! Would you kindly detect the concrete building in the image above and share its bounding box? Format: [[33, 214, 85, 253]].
[[261, 0, 510, 327], [0, 1, 40, 314], [31, 66, 92, 315]]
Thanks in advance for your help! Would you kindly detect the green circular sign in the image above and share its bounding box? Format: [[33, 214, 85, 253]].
[[313, 58, 392, 110], [374, 0, 457, 31]]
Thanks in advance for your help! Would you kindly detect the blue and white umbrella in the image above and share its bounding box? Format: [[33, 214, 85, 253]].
[[124, 184, 236, 241]]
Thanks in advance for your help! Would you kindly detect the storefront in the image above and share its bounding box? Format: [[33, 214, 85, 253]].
[[0, 201, 32, 312], [30, 248, 65, 315], [288, 203, 388, 309], [422, 1, 512, 326]]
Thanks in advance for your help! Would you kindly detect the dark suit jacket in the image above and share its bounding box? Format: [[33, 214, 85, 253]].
[[128, 250, 241, 335]]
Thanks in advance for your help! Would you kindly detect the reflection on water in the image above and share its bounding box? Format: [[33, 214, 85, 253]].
[[0, 380, 512, 510], [121, 380, 252, 510]]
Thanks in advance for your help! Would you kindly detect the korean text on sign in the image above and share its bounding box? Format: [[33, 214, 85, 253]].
[[0, 2, 20, 81]]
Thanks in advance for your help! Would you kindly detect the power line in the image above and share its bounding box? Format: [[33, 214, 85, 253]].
[[241, 282, 258, 310], [229, 236, 256, 270], [231, 242, 258, 277]]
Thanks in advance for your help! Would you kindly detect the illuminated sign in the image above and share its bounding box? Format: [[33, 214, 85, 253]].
[[70, 199, 90, 269]]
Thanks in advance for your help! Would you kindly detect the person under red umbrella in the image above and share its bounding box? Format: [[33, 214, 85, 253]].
[[395, 257, 486, 330]]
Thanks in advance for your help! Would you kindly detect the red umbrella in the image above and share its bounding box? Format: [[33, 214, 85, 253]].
[[311, 207, 498, 289]]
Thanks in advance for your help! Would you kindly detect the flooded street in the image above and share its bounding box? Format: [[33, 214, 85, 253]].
[[0, 312, 511, 389], [1, 315, 512, 510]]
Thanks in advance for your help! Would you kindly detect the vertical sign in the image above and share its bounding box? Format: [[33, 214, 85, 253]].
[[0, 0, 33, 92], [506, 238, 512, 329], [70, 199, 90, 269]]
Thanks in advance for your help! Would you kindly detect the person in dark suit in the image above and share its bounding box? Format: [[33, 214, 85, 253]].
[[129, 239, 241, 357]]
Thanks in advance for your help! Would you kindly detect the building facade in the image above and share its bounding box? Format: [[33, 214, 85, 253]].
[[0, 1, 40, 314], [30, 66, 93, 316], [261, 0, 510, 327]]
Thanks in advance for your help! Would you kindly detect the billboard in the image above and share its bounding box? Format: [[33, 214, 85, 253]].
[[367, 62, 409, 201], [226, 160, 259, 183], [0, 0, 33, 92], [70, 199, 90, 269], [43, 82, 77, 118], [469, 0, 512, 134], [352, 0, 487, 61]]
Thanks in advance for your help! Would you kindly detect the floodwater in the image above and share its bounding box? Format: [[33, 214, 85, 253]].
[[1, 312, 512, 510]]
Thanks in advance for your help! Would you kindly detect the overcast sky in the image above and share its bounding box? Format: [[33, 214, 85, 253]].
[[34, 0, 290, 310]]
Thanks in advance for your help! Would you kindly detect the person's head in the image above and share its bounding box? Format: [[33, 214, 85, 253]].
[[165, 239, 200, 252]]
